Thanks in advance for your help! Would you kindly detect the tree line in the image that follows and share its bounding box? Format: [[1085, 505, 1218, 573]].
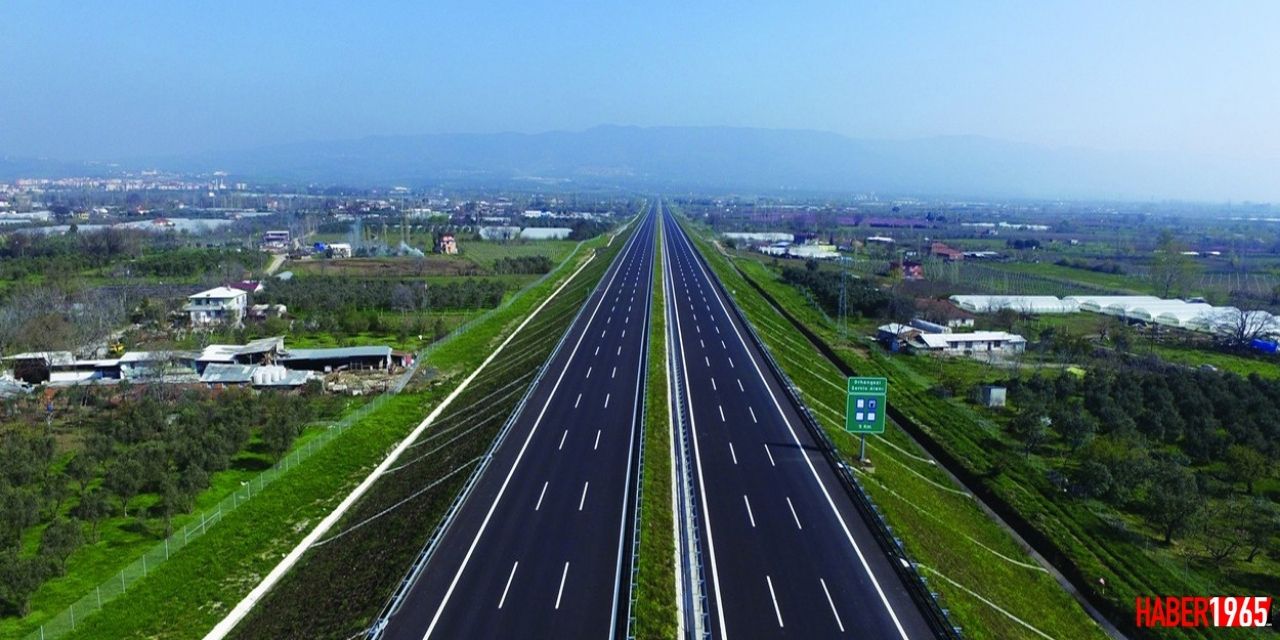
[[779, 262, 895, 319], [491, 255, 553, 275], [0, 387, 337, 617], [259, 276, 507, 314]]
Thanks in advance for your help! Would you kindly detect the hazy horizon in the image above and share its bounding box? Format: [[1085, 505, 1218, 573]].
[[2, 1, 1278, 200]]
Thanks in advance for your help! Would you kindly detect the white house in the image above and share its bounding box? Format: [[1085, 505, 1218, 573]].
[[186, 286, 248, 326]]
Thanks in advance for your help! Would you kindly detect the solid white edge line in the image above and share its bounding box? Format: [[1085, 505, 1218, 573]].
[[674, 217, 911, 640]]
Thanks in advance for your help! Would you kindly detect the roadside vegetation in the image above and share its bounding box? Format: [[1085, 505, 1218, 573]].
[[24, 220, 631, 640], [633, 224, 677, 639], [680, 206, 1280, 639], [676, 212, 1107, 640]]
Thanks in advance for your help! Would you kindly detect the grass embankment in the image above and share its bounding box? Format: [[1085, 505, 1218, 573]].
[[678, 216, 1107, 640], [50, 226, 628, 640], [224, 223, 639, 639], [633, 224, 677, 639]]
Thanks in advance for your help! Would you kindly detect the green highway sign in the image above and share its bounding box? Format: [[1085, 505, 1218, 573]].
[[845, 376, 887, 434]]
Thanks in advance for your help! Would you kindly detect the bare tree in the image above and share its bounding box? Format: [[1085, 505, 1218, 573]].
[[1216, 308, 1276, 348]]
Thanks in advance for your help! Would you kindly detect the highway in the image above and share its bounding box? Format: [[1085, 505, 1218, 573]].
[[661, 208, 936, 639], [378, 206, 657, 639]]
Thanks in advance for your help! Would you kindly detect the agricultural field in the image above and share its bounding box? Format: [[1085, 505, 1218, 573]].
[[45, 218, 635, 640], [681, 214, 1280, 640], [0, 386, 356, 639]]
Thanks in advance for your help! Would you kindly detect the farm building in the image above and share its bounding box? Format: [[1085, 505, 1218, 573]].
[[279, 346, 411, 372], [913, 331, 1027, 355]]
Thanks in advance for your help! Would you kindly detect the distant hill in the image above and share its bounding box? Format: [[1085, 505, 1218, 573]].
[[19, 126, 1280, 201]]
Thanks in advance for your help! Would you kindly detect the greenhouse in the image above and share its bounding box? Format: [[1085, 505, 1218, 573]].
[[1064, 295, 1161, 313], [949, 295, 1079, 314]]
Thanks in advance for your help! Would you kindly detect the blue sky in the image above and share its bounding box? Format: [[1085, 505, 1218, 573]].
[[2, 1, 1277, 162]]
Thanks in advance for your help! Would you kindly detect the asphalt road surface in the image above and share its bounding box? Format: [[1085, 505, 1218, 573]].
[[379, 206, 657, 639], [661, 208, 936, 639]]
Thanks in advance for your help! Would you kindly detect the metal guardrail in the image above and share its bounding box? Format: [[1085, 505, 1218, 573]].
[[683, 228, 963, 640], [670, 339, 713, 639], [660, 230, 714, 640], [366, 220, 640, 639]]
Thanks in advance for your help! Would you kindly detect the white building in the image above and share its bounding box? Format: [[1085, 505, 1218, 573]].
[[185, 287, 248, 326], [914, 331, 1027, 355]]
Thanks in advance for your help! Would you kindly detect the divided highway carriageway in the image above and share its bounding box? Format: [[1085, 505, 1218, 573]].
[[375, 202, 940, 639], [662, 208, 937, 639], [378, 206, 657, 639]]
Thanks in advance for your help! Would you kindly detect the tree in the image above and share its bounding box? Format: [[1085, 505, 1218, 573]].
[[72, 489, 109, 542], [261, 420, 299, 460], [1071, 460, 1113, 499], [1150, 230, 1198, 298], [0, 550, 44, 616], [1223, 445, 1271, 494], [1009, 408, 1050, 456], [38, 518, 82, 574], [390, 283, 416, 312], [104, 456, 143, 518], [1053, 407, 1096, 452], [1243, 498, 1279, 562], [1142, 461, 1204, 544], [1216, 309, 1275, 349], [0, 486, 41, 550]]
